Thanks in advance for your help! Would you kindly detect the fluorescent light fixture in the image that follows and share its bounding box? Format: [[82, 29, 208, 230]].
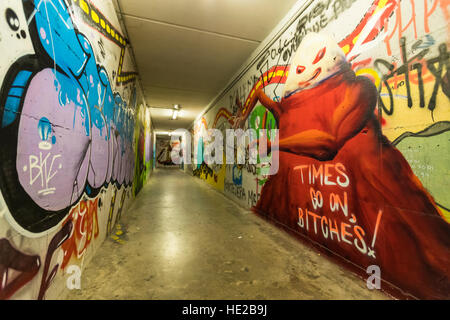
[[171, 104, 181, 120]]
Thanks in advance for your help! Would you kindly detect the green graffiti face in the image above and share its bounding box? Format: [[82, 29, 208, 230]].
[[249, 105, 278, 133]]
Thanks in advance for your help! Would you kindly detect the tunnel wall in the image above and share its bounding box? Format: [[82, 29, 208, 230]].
[[0, 0, 153, 299], [190, 0, 450, 299]]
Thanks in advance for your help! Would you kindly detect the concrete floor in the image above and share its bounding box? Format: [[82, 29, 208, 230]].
[[65, 168, 390, 300]]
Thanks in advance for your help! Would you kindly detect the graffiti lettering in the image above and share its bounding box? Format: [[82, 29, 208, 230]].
[[61, 199, 100, 269], [25, 152, 62, 196], [375, 38, 450, 115], [224, 182, 246, 201], [38, 221, 72, 300], [294, 163, 350, 188], [0, 0, 153, 299]]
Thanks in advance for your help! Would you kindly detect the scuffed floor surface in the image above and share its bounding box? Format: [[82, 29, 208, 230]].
[[65, 168, 390, 300]]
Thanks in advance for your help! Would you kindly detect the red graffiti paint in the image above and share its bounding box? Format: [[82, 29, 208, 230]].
[[213, 108, 235, 128], [61, 199, 100, 269], [0, 239, 41, 300]]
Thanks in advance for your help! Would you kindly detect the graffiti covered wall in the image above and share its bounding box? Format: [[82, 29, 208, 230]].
[[190, 0, 450, 299], [0, 0, 153, 299], [134, 103, 153, 195]]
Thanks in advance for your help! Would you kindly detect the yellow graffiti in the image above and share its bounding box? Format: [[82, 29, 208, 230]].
[[342, 44, 350, 54], [374, 0, 389, 14], [441, 207, 450, 223], [200, 156, 226, 192], [71, 0, 136, 84], [355, 68, 381, 88], [380, 74, 450, 142], [80, 0, 89, 14], [91, 10, 99, 24]]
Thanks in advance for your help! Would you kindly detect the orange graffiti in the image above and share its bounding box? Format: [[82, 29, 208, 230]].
[[61, 199, 100, 269], [213, 108, 234, 128], [425, 0, 450, 34], [425, 0, 441, 33], [384, 0, 418, 56], [241, 65, 289, 116], [194, 117, 208, 135]]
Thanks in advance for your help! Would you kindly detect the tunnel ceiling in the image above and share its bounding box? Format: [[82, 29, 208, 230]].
[[114, 0, 299, 131]]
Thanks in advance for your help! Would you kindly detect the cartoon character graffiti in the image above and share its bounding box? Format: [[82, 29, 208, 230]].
[[234, 33, 450, 299]]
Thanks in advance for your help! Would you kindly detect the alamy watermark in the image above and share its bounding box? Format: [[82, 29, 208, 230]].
[[366, 265, 381, 290], [66, 265, 82, 290]]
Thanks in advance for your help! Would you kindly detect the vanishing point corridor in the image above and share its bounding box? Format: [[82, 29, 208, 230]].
[[1, 0, 449, 302], [66, 169, 388, 300]]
